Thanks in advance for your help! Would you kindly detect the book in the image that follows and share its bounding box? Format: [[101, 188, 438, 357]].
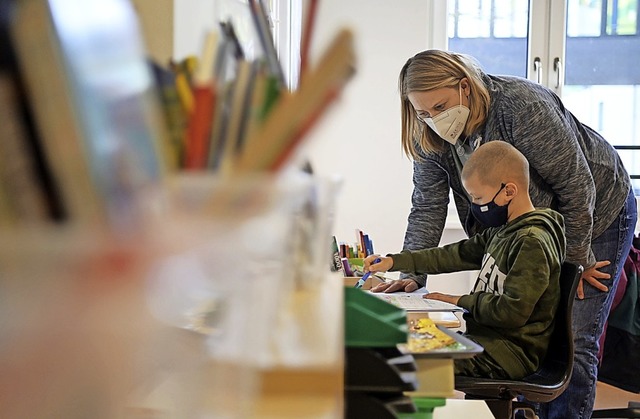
[[1, 0, 62, 226], [148, 60, 187, 170], [206, 79, 234, 171], [240, 61, 268, 150], [206, 26, 238, 171], [184, 31, 219, 169], [370, 292, 464, 312], [10, 0, 104, 226], [0, 68, 49, 225], [172, 58, 195, 114], [11, 0, 165, 228], [218, 59, 254, 175], [184, 85, 215, 170]]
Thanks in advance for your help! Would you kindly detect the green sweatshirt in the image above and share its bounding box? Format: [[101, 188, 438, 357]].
[[390, 208, 566, 379]]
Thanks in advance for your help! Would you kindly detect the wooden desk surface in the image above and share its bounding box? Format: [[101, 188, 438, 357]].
[[407, 310, 462, 329]]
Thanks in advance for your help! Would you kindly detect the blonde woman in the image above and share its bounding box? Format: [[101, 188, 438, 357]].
[[381, 50, 636, 419]]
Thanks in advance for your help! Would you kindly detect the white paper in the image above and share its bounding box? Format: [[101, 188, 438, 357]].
[[370, 292, 464, 312]]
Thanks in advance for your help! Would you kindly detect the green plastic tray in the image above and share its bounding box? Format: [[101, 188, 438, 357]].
[[397, 398, 447, 419], [344, 287, 408, 347]]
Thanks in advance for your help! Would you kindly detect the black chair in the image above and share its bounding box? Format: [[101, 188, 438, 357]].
[[455, 262, 583, 419]]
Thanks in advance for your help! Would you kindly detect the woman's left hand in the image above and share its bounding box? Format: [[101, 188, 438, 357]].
[[424, 292, 461, 306], [577, 260, 611, 299]]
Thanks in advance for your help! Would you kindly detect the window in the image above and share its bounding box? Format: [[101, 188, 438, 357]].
[[214, 0, 302, 90], [446, 0, 640, 189]]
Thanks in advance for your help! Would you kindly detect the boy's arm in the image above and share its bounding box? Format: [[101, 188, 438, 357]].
[[456, 236, 552, 328], [389, 230, 490, 275]]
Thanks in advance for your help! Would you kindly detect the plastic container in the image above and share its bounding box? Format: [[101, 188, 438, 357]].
[[397, 398, 447, 419], [344, 287, 408, 347]]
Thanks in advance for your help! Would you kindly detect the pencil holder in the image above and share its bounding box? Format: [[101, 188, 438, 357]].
[[145, 172, 311, 418], [251, 173, 346, 418], [0, 226, 163, 418], [266, 174, 344, 365]]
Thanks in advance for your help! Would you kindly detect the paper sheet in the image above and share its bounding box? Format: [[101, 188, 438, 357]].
[[370, 292, 464, 312]]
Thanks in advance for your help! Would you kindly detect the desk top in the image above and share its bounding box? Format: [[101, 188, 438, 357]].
[[433, 399, 494, 418], [375, 288, 462, 329], [407, 311, 461, 329], [343, 279, 463, 328]]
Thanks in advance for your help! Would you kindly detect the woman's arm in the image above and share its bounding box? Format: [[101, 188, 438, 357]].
[[402, 158, 451, 287], [509, 100, 596, 269]]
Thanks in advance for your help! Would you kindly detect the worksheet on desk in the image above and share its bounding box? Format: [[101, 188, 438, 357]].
[[370, 292, 464, 312]]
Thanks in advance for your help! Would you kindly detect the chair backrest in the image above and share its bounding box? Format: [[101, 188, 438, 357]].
[[455, 261, 583, 402], [521, 261, 583, 399]]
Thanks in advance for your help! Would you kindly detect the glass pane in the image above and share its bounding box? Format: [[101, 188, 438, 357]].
[[606, 0, 638, 35], [451, 0, 492, 38], [562, 0, 640, 191], [447, 0, 529, 77], [567, 0, 602, 36], [493, 0, 529, 38]]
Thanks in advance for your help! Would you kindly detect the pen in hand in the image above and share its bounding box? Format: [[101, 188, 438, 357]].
[[354, 257, 381, 289]]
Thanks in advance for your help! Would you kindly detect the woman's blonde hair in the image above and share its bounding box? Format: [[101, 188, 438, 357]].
[[398, 50, 491, 160]]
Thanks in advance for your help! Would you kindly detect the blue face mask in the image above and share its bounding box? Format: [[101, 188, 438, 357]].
[[471, 183, 509, 227]]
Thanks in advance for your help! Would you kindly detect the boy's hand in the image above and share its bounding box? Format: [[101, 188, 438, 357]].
[[371, 279, 419, 293], [424, 292, 461, 306], [577, 260, 611, 299], [363, 255, 393, 273]]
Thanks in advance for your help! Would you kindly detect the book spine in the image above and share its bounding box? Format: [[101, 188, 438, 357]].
[[184, 86, 215, 170]]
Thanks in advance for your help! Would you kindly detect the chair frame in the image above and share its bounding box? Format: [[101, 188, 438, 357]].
[[455, 262, 583, 419]]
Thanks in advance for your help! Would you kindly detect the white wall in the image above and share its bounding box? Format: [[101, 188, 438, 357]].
[[173, 0, 218, 59], [131, 0, 173, 63], [302, 0, 474, 294], [303, 0, 428, 253]]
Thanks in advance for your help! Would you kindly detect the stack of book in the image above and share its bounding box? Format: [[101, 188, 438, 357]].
[[1, 0, 355, 229], [157, 0, 356, 175], [1, 0, 165, 230]]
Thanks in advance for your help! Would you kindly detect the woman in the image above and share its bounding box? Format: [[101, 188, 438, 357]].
[[385, 50, 637, 419]]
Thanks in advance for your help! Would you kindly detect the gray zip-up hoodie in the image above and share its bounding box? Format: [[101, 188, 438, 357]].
[[403, 74, 630, 287], [391, 208, 566, 379]]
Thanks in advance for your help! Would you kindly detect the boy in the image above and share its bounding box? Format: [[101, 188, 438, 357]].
[[364, 141, 566, 379]]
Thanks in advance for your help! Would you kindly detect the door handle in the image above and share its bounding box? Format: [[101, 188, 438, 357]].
[[553, 57, 562, 88], [533, 57, 542, 84]]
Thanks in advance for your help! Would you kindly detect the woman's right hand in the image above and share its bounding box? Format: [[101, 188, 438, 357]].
[[363, 255, 419, 292], [577, 260, 611, 299], [370, 279, 419, 293]]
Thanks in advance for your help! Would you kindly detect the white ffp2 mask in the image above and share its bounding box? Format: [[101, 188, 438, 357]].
[[424, 83, 470, 145], [424, 106, 470, 145]]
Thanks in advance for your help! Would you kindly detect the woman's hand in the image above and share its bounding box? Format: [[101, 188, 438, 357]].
[[364, 255, 419, 293], [424, 292, 461, 306], [370, 279, 419, 293], [577, 260, 611, 299]]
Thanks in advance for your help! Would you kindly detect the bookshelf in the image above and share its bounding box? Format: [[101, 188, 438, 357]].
[[1, 0, 353, 417]]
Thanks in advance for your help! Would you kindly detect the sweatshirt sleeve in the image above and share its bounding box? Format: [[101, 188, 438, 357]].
[[391, 229, 490, 275], [401, 158, 451, 286], [508, 100, 596, 268], [456, 235, 551, 328]]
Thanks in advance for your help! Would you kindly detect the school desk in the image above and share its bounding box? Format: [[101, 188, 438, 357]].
[[343, 275, 463, 329]]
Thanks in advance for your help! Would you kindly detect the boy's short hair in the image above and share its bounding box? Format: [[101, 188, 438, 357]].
[[462, 141, 530, 189]]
